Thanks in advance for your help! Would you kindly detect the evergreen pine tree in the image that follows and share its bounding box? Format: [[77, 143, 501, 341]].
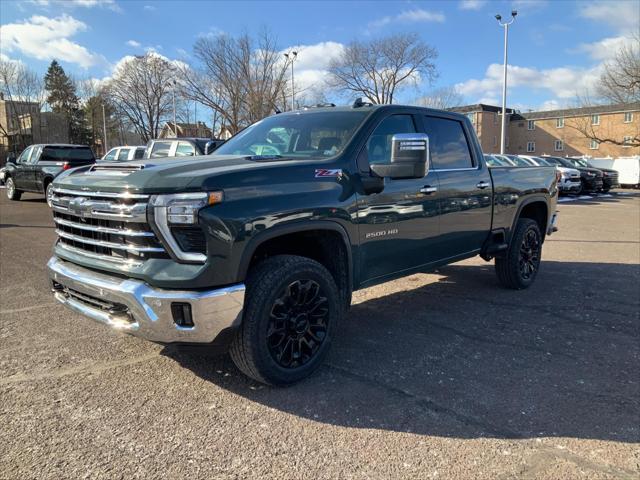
[[44, 60, 90, 144]]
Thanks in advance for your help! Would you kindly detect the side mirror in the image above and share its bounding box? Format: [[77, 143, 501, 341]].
[[6, 154, 16, 164], [370, 133, 429, 180]]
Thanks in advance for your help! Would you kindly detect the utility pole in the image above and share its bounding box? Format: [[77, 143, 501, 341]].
[[495, 10, 517, 155], [283, 51, 298, 111], [102, 103, 108, 154]]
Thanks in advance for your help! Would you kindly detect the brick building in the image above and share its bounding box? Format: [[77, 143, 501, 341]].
[[451, 102, 639, 157]]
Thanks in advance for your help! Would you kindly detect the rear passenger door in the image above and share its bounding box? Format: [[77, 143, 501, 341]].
[[421, 114, 493, 257]]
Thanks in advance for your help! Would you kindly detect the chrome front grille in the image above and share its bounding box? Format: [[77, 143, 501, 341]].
[[51, 188, 168, 265]]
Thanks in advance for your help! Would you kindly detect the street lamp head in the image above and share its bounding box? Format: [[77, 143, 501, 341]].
[[292, 51, 298, 57], [284, 53, 289, 59], [495, 14, 502, 21], [511, 10, 518, 17]]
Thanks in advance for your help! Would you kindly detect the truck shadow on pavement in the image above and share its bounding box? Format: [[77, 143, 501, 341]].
[[164, 260, 640, 442]]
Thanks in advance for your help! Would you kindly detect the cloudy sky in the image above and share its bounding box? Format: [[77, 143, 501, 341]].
[[1, 0, 638, 112]]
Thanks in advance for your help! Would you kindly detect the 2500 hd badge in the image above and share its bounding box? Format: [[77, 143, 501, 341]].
[[365, 228, 399, 239]]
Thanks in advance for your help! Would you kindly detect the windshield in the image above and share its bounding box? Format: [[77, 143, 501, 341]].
[[533, 156, 552, 166], [569, 158, 588, 168], [214, 111, 368, 160], [506, 155, 532, 167]]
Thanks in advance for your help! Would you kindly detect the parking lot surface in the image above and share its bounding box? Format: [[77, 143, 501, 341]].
[[1, 190, 639, 479]]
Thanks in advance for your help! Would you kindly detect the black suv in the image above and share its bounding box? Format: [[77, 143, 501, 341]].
[[542, 156, 603, 193], [4, 144, 95, 205]]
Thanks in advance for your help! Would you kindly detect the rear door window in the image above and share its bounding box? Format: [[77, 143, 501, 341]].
[[175, 142, 195, 156], [422, 116, 474, 170], [134, 148, 145, 159], [150, 141, 172, 158], [40, 146, 95, 163]]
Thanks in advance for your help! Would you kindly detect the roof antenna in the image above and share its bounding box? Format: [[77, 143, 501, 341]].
[[352, 97, 373, 108]]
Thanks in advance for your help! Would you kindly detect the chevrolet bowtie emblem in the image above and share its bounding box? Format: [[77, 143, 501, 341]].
[[68, 197, 91, 218]]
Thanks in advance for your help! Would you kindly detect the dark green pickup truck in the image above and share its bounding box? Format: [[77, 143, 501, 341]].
[[47, 104, 558, 385]]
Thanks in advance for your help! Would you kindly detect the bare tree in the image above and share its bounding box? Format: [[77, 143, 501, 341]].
[[105, 53, 176, 142], [327, 33, 437, 104], [179, 31, 290, 135], [0, 60, 45, 154], [415, 85, 464, 110], [569, 36, 639, 148], [597, 34, 639, 104]]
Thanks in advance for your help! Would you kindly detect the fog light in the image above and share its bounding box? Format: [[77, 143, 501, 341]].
[[171, 302, 194, 327]]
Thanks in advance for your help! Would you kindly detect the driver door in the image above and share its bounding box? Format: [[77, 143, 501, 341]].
[[356, 114, 441, 284], [13, 146, 34, 191]]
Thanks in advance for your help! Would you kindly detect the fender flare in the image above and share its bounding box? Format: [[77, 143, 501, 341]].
[[237, 220, 354, 287], [510, 195, 549, 241]]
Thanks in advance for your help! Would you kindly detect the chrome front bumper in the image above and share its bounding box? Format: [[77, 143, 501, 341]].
[[47, 257, 245, 343]]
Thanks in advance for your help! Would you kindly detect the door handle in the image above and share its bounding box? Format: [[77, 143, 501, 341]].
[[419, 186, 438, 194], [476, 181, 490, 189]]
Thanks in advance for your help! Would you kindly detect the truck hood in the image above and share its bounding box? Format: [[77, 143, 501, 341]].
[[52, 154, 303, 193]]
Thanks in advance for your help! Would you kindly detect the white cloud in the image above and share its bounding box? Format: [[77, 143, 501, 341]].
[[143, 4, 156, 11], [0, 14, 100, 68], [126, 40, 141, 48], [280, 42, 345, 95], [456, 62, 602, 102], [459, 0, 486, 11], [579, 1, 640, 34], [575, 35, 635, 61], [29, 0, 121, 12], [368, 8, 445, 30]]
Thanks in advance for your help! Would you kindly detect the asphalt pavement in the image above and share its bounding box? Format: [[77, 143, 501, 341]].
[[1, 189, 639, 479]]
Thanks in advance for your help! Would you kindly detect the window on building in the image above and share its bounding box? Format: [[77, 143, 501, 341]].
[[589, 139, 599, 150], [591, 114, 600, 125], [527, 120, 535, 130], [556, 117, 564, 128], [624, 112, 633, 123], [554, 140, 564, 151], [623, 136, 632, 148], [527, 141, 535, 152]]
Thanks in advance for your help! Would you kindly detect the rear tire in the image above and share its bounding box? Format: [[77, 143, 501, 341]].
[[230, 255, 340, 386], [5, 177, 21, 201], [495, 218, 542, 290]]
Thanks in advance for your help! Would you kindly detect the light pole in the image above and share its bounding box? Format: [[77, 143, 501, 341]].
[[102, 103, 108, 154], [172, 79, 177, 137], [495, 10, 517, 154], [284, 51, 298, 111]]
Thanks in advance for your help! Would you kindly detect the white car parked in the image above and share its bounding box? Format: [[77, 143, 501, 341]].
[[519, 155, 582, 194], [101, 145, 146, 162]]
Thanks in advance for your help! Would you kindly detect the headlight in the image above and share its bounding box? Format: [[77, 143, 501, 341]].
[[149, 191, 223, 262], [586, 172, 595, 177], [150, 192, 223, 224]]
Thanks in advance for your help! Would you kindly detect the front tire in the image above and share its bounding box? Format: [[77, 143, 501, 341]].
[[5, 177, 22, 201], [495, 218, 542, 290], [230, 255, 340, 386], [45, 182, 54, 207]]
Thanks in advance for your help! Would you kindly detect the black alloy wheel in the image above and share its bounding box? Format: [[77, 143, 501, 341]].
[[267, 279, 329, 368], [519, 227, 541, 280]]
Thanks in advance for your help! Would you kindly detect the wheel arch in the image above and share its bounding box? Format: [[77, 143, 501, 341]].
[[513, 197, 549, 242], [237, 221, 354, 307]]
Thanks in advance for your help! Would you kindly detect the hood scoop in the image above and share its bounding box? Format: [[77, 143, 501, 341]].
[[88, 163, 153, 176]]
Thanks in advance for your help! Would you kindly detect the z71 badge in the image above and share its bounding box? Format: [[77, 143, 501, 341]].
[[315, 169, 342, 178]]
